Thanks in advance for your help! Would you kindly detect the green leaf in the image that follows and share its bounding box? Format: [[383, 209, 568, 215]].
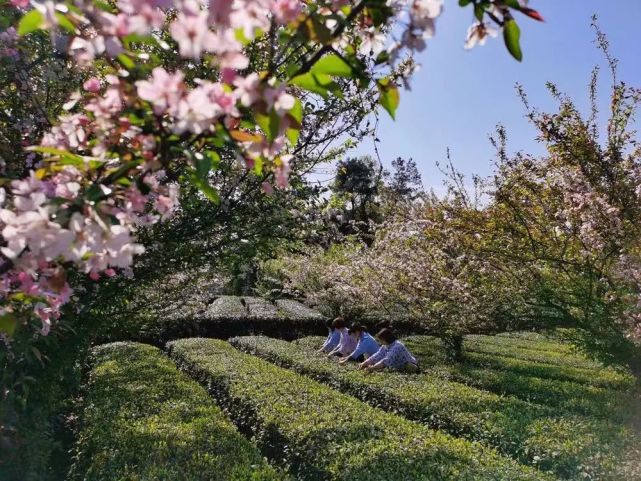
[[290, 72, 341, 99], [55, 12, 75, 34], [195, 154, 212, 179], [503, 19, 523, 61], [286, 126, 300, 146], [253, 156, 263, 176], [458, 0, 472, 6], [29, 146, 85, 165], [0, 313, 17, 336], [503, 0, 520, 8], [255, 110, 280, 142], [305, 17, 332, 43], [377, 78, 400, 120], [289, 98, 303, 124], [474, 4, 485, 22], [311, 54, 353, 78], [117, 53, 136, 69], [189, 170, 220, 204], [94, 0, 116, 12], [85, 184, 105, 202], [18, 10, 44, 36], [205, 150, 221, 170], [374, 50, 390, 65]]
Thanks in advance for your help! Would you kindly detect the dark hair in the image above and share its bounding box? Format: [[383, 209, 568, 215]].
[[331, 317, 346, 329], [325, 319, 334, 329], [348, 324, 367, 335], [375, 328, 396, 344]]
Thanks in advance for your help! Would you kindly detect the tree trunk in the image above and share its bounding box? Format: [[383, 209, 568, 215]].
[[443, 334, 464, 362]]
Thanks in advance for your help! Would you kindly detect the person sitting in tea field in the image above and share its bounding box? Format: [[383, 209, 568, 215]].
[[359, 328, 419, 373], [339, 325, 380, 363], [326, 317, 357, 358], [319, 318, 341, 354]]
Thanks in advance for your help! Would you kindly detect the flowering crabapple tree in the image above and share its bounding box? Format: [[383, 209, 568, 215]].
[[0, 0, 544, 360], [484, 44, 641, 375], [284, 27, 641, 374]]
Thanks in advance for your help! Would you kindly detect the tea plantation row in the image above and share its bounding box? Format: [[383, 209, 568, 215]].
[[68, 342, 282, 481], [167, 337, 550, 481], [231, 336, 636, 480]]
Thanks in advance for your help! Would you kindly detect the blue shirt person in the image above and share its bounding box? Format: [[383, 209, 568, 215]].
[[339, 325, 379, 364], [319, 318, 341, 353]]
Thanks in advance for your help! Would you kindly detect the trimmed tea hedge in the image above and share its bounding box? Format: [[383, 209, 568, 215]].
[[68, 342, 281, 481], [275, 298, 325, 321], [128, 296, 327, 343], [497, 331, 552, 342], [401, 336, 639, 421], [238, 336, 637, 480], [168, 338, 550, 481], [381, 334, 633, 391], [463, 349, 631, 390], [464, 337, 603, 370], [194, 296, 327, 340], [468, 333, 575, 354], [300, 334, 638, 421], [206, 295, 248, 318], [244, 296, 282, 319]]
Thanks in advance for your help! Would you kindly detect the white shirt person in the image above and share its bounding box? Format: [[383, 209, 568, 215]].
[[359, 328, 419, 373]]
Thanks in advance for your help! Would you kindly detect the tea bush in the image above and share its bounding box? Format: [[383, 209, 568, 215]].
[[463, 350, 632, 390], [68, 342, 281, 481], [194, 296, 326, 340], [168, 338, 550, 481], [275, 299, 325, 321], [468, 334, 575, 354], [234, 336, 637, 480], [464, 337, 603, 370], [402, 336, 639, 420]]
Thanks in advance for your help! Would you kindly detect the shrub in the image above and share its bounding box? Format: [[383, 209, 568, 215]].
[[105, 295, 327, 344], [234, 336, 638, 480], [206, 295, 248, 319], [68, 342, 280, 481], [469, 333, 576, 354], [190, 296, 325, 340], [243, 297, 282, 320], [275, 299, 325, 321], [464, 337, 603, 370], [168, 337, 550, 481], [497, 332, 551, 342], [401, 336, 640, 421], [464, 350, 632, 390]]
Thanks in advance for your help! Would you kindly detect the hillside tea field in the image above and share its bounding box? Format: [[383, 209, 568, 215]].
[[67, 330, 640, 481]]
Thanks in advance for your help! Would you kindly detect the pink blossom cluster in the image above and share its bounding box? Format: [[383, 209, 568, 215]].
[[546, 166, 623, 253], [0, 0, 450, 341], [0, 161, 179, 333], [48, 0, 305, 67], [350, 0, 444, 59], [1, 0, 312, 337]]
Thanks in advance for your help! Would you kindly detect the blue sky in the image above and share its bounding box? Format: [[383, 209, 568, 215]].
[[347, 0, 641, 193]]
